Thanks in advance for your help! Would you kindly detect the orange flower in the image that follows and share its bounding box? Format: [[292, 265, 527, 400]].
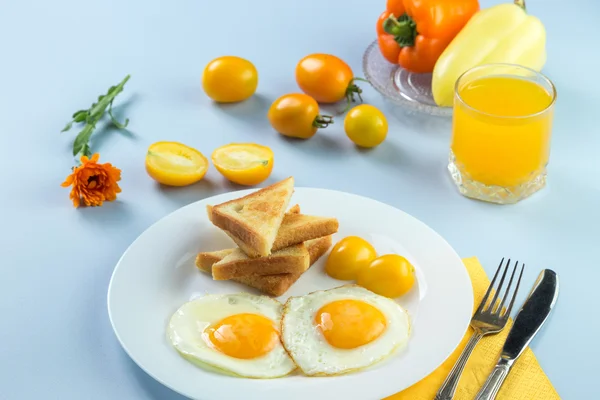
[[61, 153, 122, 208]]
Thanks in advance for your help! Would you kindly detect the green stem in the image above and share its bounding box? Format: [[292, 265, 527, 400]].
[[383, 13, 417, 47], [338, 77, 371, 114], [108, 99, 129, 129], [515, 0, 526, 11], [313, 115, 333, 129], [72, 123, 96, 156], [89, 75, 130, 119], [69, 74, 131, 157]]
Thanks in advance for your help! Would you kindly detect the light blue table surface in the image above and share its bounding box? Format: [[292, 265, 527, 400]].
[[1, 0, 598, 398]]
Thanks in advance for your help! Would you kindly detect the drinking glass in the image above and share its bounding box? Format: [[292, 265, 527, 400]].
[[448, 63, 557, 204]]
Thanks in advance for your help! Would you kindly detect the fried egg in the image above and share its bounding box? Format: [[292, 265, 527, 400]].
[[281, 285, 410, 376], [167, 293, 296, 378]]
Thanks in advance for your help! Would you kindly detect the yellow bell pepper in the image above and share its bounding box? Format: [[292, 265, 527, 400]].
[[432, 1, 546, 107]]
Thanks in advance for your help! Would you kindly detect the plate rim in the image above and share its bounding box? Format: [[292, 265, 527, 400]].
[[107, 186, 473, 400]]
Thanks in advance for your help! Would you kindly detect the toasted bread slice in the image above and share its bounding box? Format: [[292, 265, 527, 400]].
[[272, 213, 338, 251], [196, 235, 333, 296], [303, 235, 333, 267], [195, 249, 234, 268], [210, 202, 337, 256], [207, 203, 299, 223], [212, 243, 309, 280], [199, 204, 303, 274], [208, 177, 294, 257], [196, 235, 331, 273]]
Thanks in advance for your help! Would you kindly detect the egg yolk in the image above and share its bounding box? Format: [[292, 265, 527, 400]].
[[205, 313, 279, 359], [314, 300, 387, 349]]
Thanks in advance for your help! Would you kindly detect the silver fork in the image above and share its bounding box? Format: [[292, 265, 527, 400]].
[[434, 258, 525, 400]]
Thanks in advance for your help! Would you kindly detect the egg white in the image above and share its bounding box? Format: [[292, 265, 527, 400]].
[[281, 285, 410, 376], [167, 293, 296, 378]]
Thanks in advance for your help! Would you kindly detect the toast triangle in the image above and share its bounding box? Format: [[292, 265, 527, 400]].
[[212, 243, 309, 280], [209, 177, 294, 257], [196, 235, 333, 296]]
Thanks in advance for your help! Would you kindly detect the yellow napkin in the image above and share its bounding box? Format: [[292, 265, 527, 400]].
[[385, 257, 559, 400]]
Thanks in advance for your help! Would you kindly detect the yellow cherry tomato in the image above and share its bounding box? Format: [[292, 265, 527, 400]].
[[325, 236, 377, 280], [145, 142, 208, 186], [344, 104, 388, 148], [357, 254, 416, 298], [212, 143, 274, 186], [202, 56, 258, 103], [267, 93, 333, 139]]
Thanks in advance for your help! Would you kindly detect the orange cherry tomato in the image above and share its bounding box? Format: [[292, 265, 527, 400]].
[[295, 54, 363, 104], [267, 93, 333, 139], [325, 236, 377, 280], [357, 254, 416, 298]]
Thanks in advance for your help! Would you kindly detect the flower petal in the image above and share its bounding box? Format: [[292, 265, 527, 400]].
[[61, 174, 74, 187]]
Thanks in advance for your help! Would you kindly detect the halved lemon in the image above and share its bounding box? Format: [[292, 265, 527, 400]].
[[145, 142, 208, 186], [212, 143, 274, 186]]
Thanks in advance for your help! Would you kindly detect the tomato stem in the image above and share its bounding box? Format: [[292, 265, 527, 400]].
[[383, 13, 417, 47], [313, 115, 334, 129], [340, 77, 368, 114]]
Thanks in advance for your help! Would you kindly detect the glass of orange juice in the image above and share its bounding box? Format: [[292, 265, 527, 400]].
[[449, 64, 557, 204]]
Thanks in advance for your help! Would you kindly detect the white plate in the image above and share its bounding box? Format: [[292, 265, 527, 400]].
[[108, 188, 472, 400]]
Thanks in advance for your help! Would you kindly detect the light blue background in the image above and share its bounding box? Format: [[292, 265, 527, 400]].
[[1, 0, 597, 398]]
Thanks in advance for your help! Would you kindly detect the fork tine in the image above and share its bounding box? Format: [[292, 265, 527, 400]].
[[502, 263, 525, 319], [475, 258, 504, 314], [488, 259, 510, 313], [496, 261, 518, 314]]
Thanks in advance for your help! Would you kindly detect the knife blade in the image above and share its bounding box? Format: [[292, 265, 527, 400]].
[[474, 269, 559, 400]]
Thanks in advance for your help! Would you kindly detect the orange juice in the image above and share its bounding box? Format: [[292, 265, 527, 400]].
[[451, 75, 554, 188]]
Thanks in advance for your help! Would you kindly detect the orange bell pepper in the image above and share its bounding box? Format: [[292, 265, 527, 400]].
[[377, 0, 480, 73]]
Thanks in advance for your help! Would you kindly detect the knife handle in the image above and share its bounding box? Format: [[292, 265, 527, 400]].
[[474, 359, 512, 400]]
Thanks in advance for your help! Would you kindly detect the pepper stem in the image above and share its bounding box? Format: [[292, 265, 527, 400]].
[[515, 0, 526, 10], [313, 115, 333, 129], [383, 13, 417, 47]]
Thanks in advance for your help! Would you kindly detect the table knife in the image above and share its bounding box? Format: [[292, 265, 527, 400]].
[[474, 269, 559, 400]]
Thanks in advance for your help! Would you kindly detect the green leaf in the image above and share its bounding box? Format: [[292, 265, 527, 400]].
[[63, 74, 132, 155], [61, 121, 73, 132], [71, 109, 87, 119], [73, 110, 88, 123], [81, 143, 92, 157], [72, 124, 95, 156]]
